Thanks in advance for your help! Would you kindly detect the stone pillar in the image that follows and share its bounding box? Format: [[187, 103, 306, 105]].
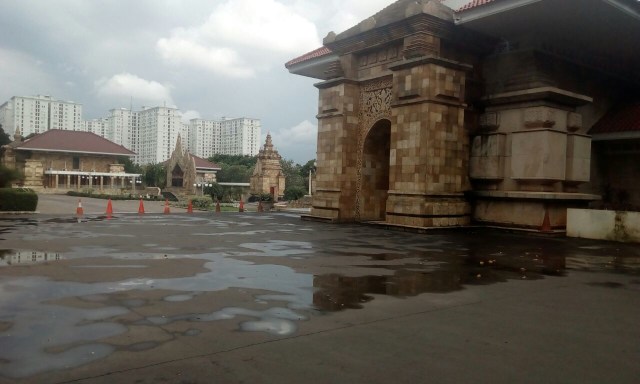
[[384, 57, 472, 227], [470, 90, 597, 229], [312, 79, 361, 221], [23, 159, 44, 188]]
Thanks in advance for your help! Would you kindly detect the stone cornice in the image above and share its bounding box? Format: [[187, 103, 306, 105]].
[[388, 55, 473, 72], [325, 13, 455, 56]]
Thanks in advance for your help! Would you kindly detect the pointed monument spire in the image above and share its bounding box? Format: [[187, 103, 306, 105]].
[[264, 131, 274, 150], [13, 127, 22, 143]]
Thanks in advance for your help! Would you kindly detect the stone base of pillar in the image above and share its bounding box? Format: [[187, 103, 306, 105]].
[[309, 189, 345, 222], [470, 191, 599, 231], [385, 193, 470, 227]]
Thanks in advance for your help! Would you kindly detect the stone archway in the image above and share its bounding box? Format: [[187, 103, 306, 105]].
[[171, 165, 184, 187], [359, 119, 391, 221]]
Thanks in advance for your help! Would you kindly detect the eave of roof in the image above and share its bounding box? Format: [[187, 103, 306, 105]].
[[456, 0, 497, 12], [193, 155, 221, 170], [14, 129, 135, 156], [589, 102, 640, 137], [285, 46, 333, 68]]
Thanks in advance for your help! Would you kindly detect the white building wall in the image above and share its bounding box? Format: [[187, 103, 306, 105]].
[[0, 95, 82, 136], [189, 119, 222, 159], [84, 119, 107, 136], [1, 95, 261, 163], [0, 101, 14, 135], [135, 106, 182, 165], [49, 101, 82, 131], [219, 117, 261, 156]]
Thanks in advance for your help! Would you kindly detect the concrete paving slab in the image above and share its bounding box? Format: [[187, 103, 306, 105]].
[[0, 194, 638, 383]]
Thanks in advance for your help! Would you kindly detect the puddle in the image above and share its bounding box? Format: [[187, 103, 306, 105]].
[[0, 250, 63, 266], [1, 217, 639, 379]]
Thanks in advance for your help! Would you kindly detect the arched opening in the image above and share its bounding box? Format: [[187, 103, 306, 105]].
[[171, 165, 184, 187], [360, 119, 391, 221]]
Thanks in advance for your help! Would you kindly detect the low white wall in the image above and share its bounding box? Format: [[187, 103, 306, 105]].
[[567, 209, 640, 243]]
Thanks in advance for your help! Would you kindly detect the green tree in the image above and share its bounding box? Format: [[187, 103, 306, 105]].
[[0, 165, 21, 187], [142, 163, 166, 188], [119, 157, 142, 174], [281, 158, 305, 188], [217, 164, 253, 183], [0, 124, 11, 146], [208, 182, 224, 201], [299, 159, 316, 192], [283, 186, 306, 201], [209, 154, 257, 168], [280, 158, 307, 200]]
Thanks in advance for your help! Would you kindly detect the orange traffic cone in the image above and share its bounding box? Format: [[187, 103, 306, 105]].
[[76, 199, 84, 216], [541, 207, 551, 232], [106, 199, 113, 218], [187, 200, 193, 213], [138, 199, 145, 214], [257, 200, 264, 212], [239, 200, 244, 213], [215, 201, 221, 213], [163, 199, 170, 214]]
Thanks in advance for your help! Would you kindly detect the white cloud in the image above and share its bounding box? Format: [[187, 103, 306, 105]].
[[0, 48, 58, 104], [95, 73, 173, 106], [181, 109, 201, 123], [204, 0, 320, 53], [157, 37, 255, 78], [270, 120, 317, 162], [156, 0, 320, 78]]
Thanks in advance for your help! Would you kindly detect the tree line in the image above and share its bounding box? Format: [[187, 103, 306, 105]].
[[129, 154, 315, 201]]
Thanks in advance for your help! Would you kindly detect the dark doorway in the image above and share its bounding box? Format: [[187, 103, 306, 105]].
[[171, 165, 184, 187], [360, 119, 391, 221]]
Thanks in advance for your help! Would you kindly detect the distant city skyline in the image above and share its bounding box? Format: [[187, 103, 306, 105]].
[[0, 94, 261, 165], [0, 0, 469, 163]]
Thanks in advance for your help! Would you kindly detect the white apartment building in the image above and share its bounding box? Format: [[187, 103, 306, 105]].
[[188, 119, 221, 159], [220, 117, 261, 157], [84, 118, 107, 137], [1, 94, 260, 165], [135, 106, 185, 165], [187, 117, 260, 158], [0, 95, 83, 136], [103, 108, 137, 151]]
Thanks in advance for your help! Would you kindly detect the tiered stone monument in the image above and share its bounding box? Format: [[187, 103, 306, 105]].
[[285, 0, 614, 230], [250, 133, 285, 201], [165, 135, 197, 194]]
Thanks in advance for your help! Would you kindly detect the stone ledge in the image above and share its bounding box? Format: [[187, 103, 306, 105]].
[[472, 190, 600, 201]]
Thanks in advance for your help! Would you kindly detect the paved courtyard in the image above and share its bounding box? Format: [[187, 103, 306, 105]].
[[0, 195, 639, 383]]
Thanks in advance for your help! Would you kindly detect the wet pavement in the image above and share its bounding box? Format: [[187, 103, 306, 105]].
[[0, 210, 639, 383]]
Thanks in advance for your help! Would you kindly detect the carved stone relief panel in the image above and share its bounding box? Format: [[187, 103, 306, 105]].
[[355, 77, 393, 219]]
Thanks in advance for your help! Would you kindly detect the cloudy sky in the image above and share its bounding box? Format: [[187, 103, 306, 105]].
[[0, 0, 468, 163]]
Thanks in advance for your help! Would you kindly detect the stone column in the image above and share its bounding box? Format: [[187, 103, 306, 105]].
[[385, 57, 472, 227], [312, 79, 361, 221]]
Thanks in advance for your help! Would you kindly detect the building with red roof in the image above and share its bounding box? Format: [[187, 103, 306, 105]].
[[164, 135, 222, 196], [1, 129, 141, 191], [286, 0, 640, 230]]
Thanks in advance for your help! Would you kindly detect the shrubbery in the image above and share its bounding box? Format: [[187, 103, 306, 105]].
[[283, 186, 306, 201], [190, 196, 213, 209], [66, 191, 159, 200], [248, 193, 274, 202], [0, 188, 38, 211]]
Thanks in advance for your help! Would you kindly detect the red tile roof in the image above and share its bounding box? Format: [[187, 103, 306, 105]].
[[192, 155, 221, 170], [457, 0, 497, 12], [286, 1, 498, 69], [589, 102, 640, 135], [285, 46, 332, 68], [15, 129, 135, 156]]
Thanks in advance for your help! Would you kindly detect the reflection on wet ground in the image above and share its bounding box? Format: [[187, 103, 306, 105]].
[[0, 214, 639, 378]]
